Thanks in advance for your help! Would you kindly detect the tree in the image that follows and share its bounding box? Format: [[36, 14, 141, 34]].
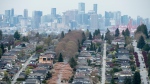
[[45, 71, 52, 80], [136, 24, 149, 38], [124, 77, 132, 84], [0, 30, 2, 40], [25, 67, 31, 75], [125, 28, 130, 36], [0, 48, 2, 59], [89, 32, 92, 40], [85, 29, 89, 38], [44, 35, 51, 46], [116, 43, 119, 51], [148, 53, 150, 67], [115, 28, 120, 37], [14, 31, 20, 40], [137, 36, 145, 49], [68, 29, 71, 32], [143, 44, 150, 52], [101, 34, 104, 40], [87, 59, 91, 66], [148, 68, 150, 76], [122, 30, 125, 36], [36, 45, 43, 53], [69, 57, 77, 69], [22, 36, 29, 42], [8, 45, 11, 50], [58, 53, 63, 62], [2, 71, 10, 83], [133, 71, 141, 84], [111, 78, 115, 84], [0, 43, 5, 54], [105, 28, 113, 41], [134, 32, 146, 41], [82, 32, 86, 42], [98, 46, 101, 52], [61, 31, 65, 39]]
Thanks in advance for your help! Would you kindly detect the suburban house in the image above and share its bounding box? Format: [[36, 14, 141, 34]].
[[39, 53, 54, 64]]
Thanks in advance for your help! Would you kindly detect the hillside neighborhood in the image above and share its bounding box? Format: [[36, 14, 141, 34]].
[[0, 24, 150, 84]]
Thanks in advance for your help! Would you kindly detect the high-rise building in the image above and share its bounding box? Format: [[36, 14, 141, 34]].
[[24, 9, 28, 18], [121, 15, 129, 25], [32, 11, 42, 28], [62, 15, 69, 25], [5, 10, 10, 18], [51, 8, 56, 17], [93, 4, 97, 14], [137, 16, 143, 26], [10, 8, 14, 17], [78, 2, 85, 14], [90, 14, 99, 29]]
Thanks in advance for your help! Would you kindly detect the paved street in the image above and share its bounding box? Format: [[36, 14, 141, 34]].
[[101, 41, 106, 84], [11, 54, 34, 84], [133, 40, 149, 84]]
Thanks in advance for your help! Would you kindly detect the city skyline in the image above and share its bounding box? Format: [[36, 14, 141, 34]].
[[0, 0, 150, 19]]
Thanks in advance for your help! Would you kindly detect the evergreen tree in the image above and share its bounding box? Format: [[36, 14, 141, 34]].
[[58, 53, 63, 62], [101, 34, 104, 40], [89, 32, 92, 40], [122, 30, 125, 36], [133, 71, 141, 84], [148, 53, 150, 67], [105, 28, 111, 40], [61, 31, 65, 39], [0, 48, 2, 59], [8, 45, 11, 50], [87, 59, 91, 66], [143, 44, 150, 52], [115, 28, 120, 37], [116, 43, 119, 52], [14, 31, 20, 40], [87, 47, 90, 51], [0, 43, 5, 54], [111, 78, 115, 84], [137, 36, 145, 49], [36, 32, 39, 37], [136, 24, 149, 38], [69, 57, 77, 69], [90, 42, 93, 50], [45, 71, 52, 80], [124, 77, 132, 84], [0, 30, 2, 40], [68, 29, 71, 32], [22, 36, 29, 42], [98, 46, 101, 52], [148, 68, 150, 76], [82, 32, 86, 42], [125, 28, 130, 36]]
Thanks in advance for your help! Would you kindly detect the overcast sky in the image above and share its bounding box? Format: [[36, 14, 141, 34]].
[[0, 0, 150, 19]]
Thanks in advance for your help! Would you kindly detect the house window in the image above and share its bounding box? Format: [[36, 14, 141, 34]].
[[43, 58, 46, 61], [47, 58, 51, 61]]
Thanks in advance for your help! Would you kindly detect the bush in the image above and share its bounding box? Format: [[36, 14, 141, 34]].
[[17, 78, 25, 81]]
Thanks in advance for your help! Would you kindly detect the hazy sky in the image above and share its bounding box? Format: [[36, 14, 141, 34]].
[[0, 0, 150, 19]]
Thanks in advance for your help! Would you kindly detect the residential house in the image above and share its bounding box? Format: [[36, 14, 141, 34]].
[[72, 77, 92, 84], [28, 73, 46, 81], [24, 79, 40, 84], [117, 49, 129, 54], [39, 54, 54, 64]]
